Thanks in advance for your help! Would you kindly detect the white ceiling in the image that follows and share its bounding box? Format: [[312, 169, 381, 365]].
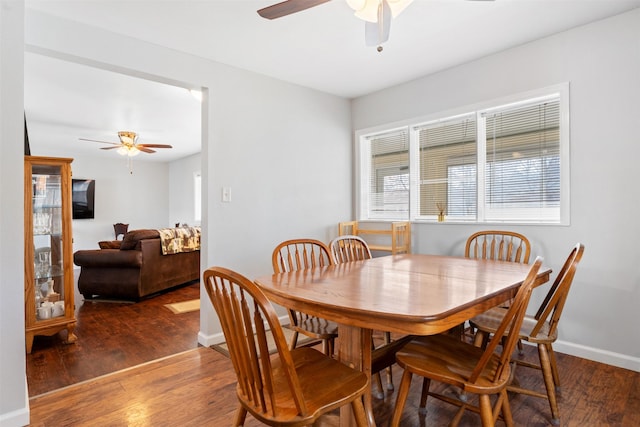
[[24, 0, 640, 162]]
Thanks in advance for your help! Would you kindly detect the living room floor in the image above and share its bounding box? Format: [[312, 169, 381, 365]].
[[26, 280, 201, 397]]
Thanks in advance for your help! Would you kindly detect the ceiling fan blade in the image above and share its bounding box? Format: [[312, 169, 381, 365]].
[[100, 146, 121, 150], [79, 138, 120, 145], [137, 144, 173, 149], [258, 0, 331, 19], [138, 147, 156, 154]]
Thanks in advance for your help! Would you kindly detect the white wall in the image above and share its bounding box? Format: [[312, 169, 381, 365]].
[[169, 153, 201, 228], [0, 8, 353, 425], [0, 2, 29, 426], [21, 148, 195, 253], [69, 156, 171, 251], [351, 9, 640, 371]]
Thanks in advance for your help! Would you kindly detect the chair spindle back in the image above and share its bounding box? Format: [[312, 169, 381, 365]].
[[531, 243, 584, 338], [329, 235, 372, 264], [272, 239, 333, 273], [465, 230, 531, 263], [203, 267, 307, 419], [469, 257, 543, 383]]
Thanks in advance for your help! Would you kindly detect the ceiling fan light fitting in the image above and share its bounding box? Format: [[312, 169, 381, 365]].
[[118, 131, 137, 145], [117, 145, 140, 157], [347, 0, 413, 22]]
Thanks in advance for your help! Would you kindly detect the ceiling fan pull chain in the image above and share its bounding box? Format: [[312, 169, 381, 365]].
[[377, 1, 384, 52]]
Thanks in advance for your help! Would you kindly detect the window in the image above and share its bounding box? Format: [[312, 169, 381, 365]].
[[357, 86, 569, 224], [361, 128, 409, 219]]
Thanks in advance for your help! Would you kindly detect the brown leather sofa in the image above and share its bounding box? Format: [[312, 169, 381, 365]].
[[73, 229, 200, 301]]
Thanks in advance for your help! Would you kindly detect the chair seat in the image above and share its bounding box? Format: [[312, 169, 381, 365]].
[[397, 334, 511, 395], [470, 307, 558, 344], [242, 347, 368, 424]]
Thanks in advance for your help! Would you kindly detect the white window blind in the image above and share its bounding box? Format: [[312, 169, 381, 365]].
[[483, 97, 560, 222], [365, 129, 409, 219], [415, 114, 477, 220]]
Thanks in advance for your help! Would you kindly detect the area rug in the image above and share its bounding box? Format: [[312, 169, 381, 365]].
[[164, 299, 200, 314], [212, 327, 316, 358]]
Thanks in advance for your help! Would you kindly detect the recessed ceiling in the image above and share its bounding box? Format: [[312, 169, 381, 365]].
[[24, 53, 202, 162], [23, 0, 640, 161]]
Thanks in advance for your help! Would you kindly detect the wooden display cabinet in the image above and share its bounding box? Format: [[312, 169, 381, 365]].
[[24, 156, 77, 353]]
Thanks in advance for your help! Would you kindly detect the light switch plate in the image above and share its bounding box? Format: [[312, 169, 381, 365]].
[[222, 187, 231, 202]]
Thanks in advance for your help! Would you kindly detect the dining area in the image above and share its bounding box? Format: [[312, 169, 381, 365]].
[[204, 230, 585, 427]]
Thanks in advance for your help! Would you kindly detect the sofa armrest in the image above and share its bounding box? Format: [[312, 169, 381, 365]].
[[74, 249, 142, 268]]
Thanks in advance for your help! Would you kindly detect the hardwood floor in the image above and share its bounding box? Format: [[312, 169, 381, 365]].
[[27, 282, 640, 426], [26, 281, 201, 396]]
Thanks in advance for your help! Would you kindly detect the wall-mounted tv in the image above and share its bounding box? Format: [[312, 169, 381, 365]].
[[72, 179, 95, 219]]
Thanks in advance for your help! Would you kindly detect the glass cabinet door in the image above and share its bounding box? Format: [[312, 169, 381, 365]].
[[31, 164, 66, 321], [25, 156, 76, 354]]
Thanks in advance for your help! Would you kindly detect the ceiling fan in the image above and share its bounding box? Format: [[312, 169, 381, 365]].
[[258, 0, 493, 52], [79, 131, 173, 157]]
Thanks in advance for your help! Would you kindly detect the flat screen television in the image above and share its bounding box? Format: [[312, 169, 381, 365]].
[[72, 179, 95, 219]]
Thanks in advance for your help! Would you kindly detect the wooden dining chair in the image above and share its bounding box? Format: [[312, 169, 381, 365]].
[[391, 258, 543, 427], [329, 235, 407, 399], [113, 223, 129, 240], [470, 243, 585, 426], [465, 230, 531, 263], [462, 230, 532, 341], [203, 266, 369, 427], [329, 234, 372, 264], [272, 239, 338, 356]]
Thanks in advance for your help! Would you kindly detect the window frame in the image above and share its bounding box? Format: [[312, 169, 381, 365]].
[[355, 84, 570, 225]]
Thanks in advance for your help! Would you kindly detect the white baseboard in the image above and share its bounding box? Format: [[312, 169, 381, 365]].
[[197, 330, 225, 347], [0, 408, 29, 427], [0, 380, 29, 427], [553, 340, 640, 372], [199, 318, 640, 373]]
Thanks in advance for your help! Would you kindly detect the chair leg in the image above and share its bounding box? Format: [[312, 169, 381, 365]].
[[419, 377, 430, 414], [322, 337, 334, 357], [478, 394, 494, 427], [384, 331, 394, 390], [232, 405, 247, 427], [351, 396, 369, 427], [373, 373, 384, 399], [500, 389, 514, 427], [473, 329, 487, 348], [547, 343, 561, 391], [538, 344, 561, 425], [391, 369, 413, 427]]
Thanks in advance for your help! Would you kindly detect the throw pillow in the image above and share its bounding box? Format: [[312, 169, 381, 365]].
[[98, 240, 122, 249]]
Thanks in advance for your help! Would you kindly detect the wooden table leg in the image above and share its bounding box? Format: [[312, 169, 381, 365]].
[[338, 324, 375, 427]]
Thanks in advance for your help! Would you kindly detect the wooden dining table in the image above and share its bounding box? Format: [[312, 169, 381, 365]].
[[254, 253, 551, 427]]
